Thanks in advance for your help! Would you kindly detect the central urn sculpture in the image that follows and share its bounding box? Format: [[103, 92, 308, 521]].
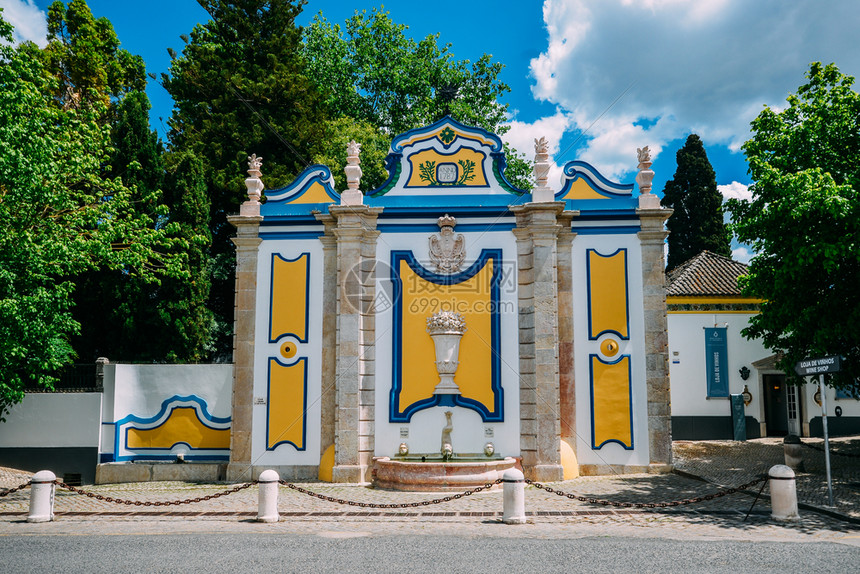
[[426, 311, 467, 395]]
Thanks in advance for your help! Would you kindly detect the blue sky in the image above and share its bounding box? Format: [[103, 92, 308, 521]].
[[4, 0, 860, 262]]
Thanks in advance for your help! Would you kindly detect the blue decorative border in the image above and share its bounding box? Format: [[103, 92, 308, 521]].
[[263, 164, 339, 204], [268, 252, 310, 344], [573, 226, 641, 235], [266, 357, 308, 452], [389, 115, 503, 154], [113, 395, 231, 462], [557, 160, 634, 199], [403, 148, 490, 189], [585, 248, 630, 341], [259, 231, 325, 240], [589, 355, 634, 450], [388, 249, 504, 422]]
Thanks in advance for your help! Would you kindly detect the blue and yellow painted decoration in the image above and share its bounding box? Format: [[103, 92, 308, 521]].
[[114, 395, 231, 462], [389, 249, 504, 422], [369, 116, 525, 197], [266, 252, 311, 451], [557, 161, 634, 201], [269, 253, 310, 343], [589, 355, 634, 449], [260, 165, 339, 216], [267, 357, 307, 451], [586, 248, 630, 340]]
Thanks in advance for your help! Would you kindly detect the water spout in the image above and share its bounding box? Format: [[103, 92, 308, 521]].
[[441, 410, 453, 461]]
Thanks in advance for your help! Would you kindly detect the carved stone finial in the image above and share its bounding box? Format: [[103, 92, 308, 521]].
[[635, 145, 659, 208], [342, 140, 363, 205], [247, 154, 263, 179], [241, 153, 264, 215], [532, 136, 553, 202]]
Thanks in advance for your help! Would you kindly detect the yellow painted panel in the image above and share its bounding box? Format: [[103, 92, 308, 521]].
[[589, 250, 628, 339], [405, 148, 488, 187], [561, 177, 609, 200], [398, 259, 494, 412], [127, 408, 230, 450], [270, 254, 308, 341], [268, 359, 306, 450], [591, 356, 632, 449], [289, 181, 335, 204]]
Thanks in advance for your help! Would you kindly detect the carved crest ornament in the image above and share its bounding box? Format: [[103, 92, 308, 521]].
[[429, 214, 466, 274]]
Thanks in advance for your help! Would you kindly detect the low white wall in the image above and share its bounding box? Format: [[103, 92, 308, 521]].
[[100, 364, 233, 457], [0, 393, 102, 448], [668, 312, 769, 418]]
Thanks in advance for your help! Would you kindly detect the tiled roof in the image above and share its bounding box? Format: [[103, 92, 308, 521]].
[[666, 250, 748, 296]]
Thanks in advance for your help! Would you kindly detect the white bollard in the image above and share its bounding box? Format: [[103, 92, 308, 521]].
[[769, 464, 799, 521], [502, 468, 527, 524], [27, 470, 56, 523], [256, 469, 280, 523]]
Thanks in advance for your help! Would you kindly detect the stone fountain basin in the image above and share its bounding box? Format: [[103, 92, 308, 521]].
[[372, 455, 518, 491]]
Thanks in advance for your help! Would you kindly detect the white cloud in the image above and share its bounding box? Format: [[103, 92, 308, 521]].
[[502, 109, 574, 186], [528, 0, 860, 179], [718, 181, 752, 202], [0, 0, 47, 47], [732, 246, 754, 264]]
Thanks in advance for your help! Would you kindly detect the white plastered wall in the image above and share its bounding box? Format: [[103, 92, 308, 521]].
[[2, 393, 102, 448], [571, 233, 649, 467], [667, 312, 768, 419], [251, 235, 324, 467], [100, 364, 232, 457]]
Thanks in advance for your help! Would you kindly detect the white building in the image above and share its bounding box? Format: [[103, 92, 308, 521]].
[[667, 250, 859, 439]]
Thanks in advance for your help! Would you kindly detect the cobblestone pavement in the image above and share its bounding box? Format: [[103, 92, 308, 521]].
[[674, 436, 860, 520], [2, 440, 859, 545]]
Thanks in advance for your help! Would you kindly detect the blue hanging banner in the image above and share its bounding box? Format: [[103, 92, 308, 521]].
[[705, 327, 728, 397]]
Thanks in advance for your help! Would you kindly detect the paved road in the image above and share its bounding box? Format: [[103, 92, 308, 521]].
[[2, 531, 858, 574]]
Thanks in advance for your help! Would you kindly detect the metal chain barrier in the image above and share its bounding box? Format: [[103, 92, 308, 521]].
[[801, 441, 860, 458], [279, 479, 502, 508], [523, 476, 768, 509], [54, 480, 256, 506], [0, 481, 31, 497]]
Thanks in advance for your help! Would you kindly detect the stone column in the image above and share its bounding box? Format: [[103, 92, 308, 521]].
[[315, 214, 338, 459], [226, 215, 262, 482], [556, 212, 578, 446], [328, 205, 382, 483], [226, 155, 264, 482], [638, 206, 673, 471], [512, 202, 565, 482]]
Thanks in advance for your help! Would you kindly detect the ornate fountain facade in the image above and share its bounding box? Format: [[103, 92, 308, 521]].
[[226, 117, 672, 487]]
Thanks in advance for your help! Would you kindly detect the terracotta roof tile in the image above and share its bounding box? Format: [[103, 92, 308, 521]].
[[666, 250, 748, 296]]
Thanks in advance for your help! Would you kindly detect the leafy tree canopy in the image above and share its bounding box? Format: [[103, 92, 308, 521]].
[[0, 11, 187, 418], [164, 0, 330, 358], [302, 8, 532, 191], [43, 0, 145, 110], [661, 134, 731, 271], [726, 62, 860, 393]]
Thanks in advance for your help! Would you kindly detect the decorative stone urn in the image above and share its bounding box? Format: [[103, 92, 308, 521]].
[[426, 311, 467, 395]]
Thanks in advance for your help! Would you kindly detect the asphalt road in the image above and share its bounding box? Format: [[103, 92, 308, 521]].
[[3, 532, 858, 573]]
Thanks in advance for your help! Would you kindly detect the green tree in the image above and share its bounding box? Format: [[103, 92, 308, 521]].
[[661, 134, 731, 271], [726, 62, 860, 393], [164, 0, 330, 358], [43, 0, 145, 110], [302, 8, 532, 191], [0, 12, 186, 419]]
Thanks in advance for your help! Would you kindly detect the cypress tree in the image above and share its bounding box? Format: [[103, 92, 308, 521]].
[[661, 134, 731, 271]]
